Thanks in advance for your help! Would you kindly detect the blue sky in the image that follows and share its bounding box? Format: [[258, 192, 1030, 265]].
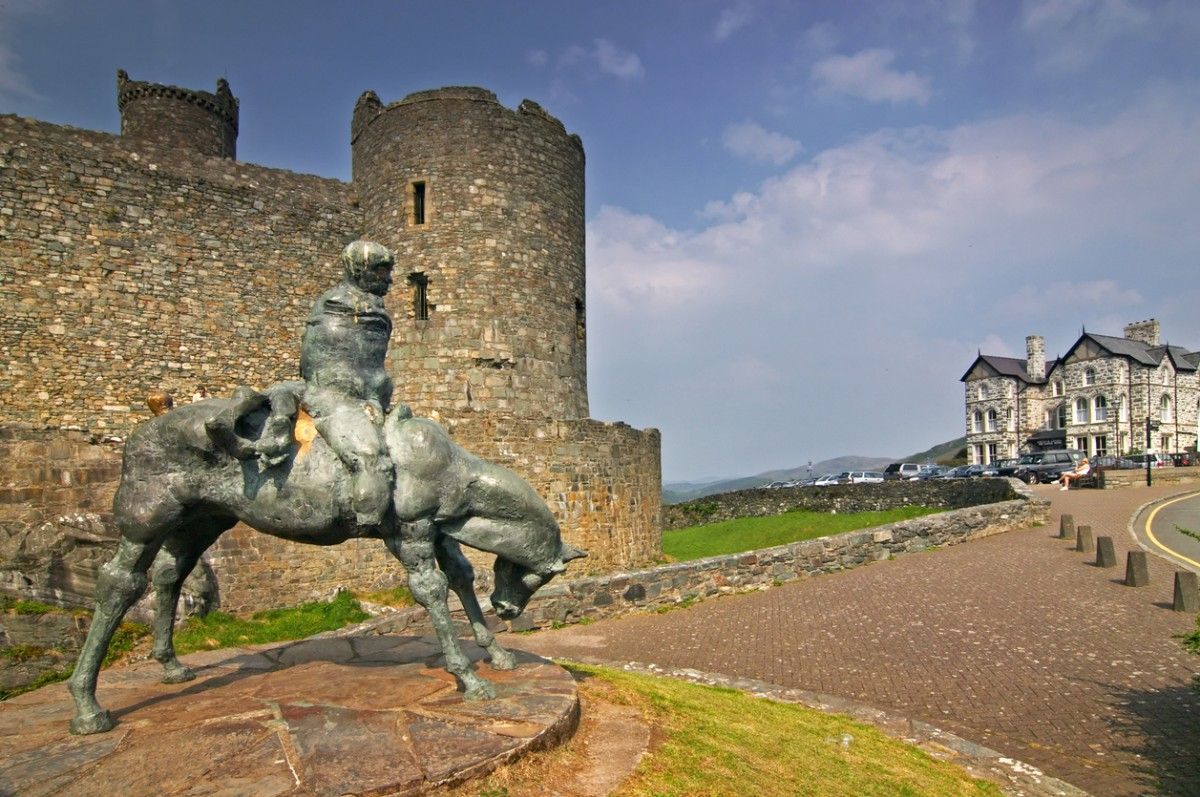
[[3, 1, 1199, 482]]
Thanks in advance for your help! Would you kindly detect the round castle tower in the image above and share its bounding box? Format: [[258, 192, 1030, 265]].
[[350, 87, 588, 421], [117, 69, 239, 159]]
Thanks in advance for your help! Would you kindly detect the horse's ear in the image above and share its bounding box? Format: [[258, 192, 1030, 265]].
[[560, 543, 587, 562]]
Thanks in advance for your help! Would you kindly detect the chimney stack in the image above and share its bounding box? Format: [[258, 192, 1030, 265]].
[[1026, 335, 1045, 381], [1123, 319, 1161, 347]]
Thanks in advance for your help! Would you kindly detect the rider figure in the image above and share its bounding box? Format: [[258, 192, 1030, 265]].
[[299, 240, 396, 527]]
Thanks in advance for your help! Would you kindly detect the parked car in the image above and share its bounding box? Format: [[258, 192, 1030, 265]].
[[813, 473, 843, 487], [1128, 453, 1172, 468], [1170, 452, 1195, 467], [982, 458, 1017, 477], [847, 471, 885, 484], [1090, 455, 1138, 470], [1008, 449, 1085, 484], [883, 463, 921, 480], [915, 465, 950, 480]]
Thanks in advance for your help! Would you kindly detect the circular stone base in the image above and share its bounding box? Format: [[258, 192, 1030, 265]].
[[0, 635, 579, 796]]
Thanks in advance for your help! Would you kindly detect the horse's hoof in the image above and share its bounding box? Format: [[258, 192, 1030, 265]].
[[464, 679, 497, 700], [488, 648, 517, 671], [70, 709, 116, 735], [161, 665, 196, 684]]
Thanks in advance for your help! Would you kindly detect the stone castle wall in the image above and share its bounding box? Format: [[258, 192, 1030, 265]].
[[352, 88, 588, 421], [0, 114, 361, 432], [0, 78, 661, 612], [444, 414, 662, 570]]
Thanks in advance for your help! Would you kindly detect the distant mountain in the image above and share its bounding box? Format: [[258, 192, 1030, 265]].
[[908, 436, 967, 466], [662, 437, 966, 504]]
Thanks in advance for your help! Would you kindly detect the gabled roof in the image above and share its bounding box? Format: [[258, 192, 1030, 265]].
[[960, 354, 1052, 384], [1148, 345, 1199, 372], [1078, 333, 1160, 366]]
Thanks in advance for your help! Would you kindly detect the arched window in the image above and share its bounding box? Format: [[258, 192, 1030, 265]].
[[1084, 367, 1097, 386], [979, 383, 989, 399], [1161, 394, 1172, 422], [1074, 397, 1089, 424], [972, 411, 983, 433], [1093, 395, 1108, 421], [1056, 403, 1068, 429], [986, 409, 998, 432]]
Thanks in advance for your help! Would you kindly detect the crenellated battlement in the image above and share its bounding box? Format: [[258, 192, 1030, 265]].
[[117, 69, 239, 159]]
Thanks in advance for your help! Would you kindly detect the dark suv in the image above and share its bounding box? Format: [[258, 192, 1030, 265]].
[[1001, 449, 1085, 484]]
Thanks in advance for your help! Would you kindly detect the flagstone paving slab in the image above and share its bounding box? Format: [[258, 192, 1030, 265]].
[[0, 638, 578, 796]]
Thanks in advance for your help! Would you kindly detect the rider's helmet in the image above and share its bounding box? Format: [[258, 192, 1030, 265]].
[[341, 240, 395, 296]]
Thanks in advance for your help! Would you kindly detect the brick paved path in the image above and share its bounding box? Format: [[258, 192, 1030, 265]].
[[512, 484, 1200, 796]]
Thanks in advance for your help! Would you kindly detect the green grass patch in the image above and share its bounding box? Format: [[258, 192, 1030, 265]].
[[352, 585, 415, 608], [582, 664, 1002, 797], [0, 620, 149, 701], [458, 663, 1002, 796], [172, 590, 370, 654], [663, 506, 943, 562], [0, 596, 65, 616]]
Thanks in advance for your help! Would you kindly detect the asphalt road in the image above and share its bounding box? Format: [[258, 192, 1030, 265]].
[[1135, 490, 1200, 573]]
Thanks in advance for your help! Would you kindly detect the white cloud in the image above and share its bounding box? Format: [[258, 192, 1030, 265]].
[[995, 280, 1144, 319], [526, 49, 548, 68], [800, 22, 838, 56], [562, 39, 644, 81], [722, 121, 801, 165], [713, 3, 753, 42], [1022, 0, 1151, 70], [588, 89, 1200, 478], [811, 48, 932, 105]]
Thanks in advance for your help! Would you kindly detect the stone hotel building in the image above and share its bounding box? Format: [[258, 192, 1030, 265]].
[[961, 320, 1199, 465]]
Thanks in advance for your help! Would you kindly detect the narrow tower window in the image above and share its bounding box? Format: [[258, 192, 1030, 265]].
[[409, 272, 429, 321], [410, 180, 427, 226], [574, 298, 585, 340]]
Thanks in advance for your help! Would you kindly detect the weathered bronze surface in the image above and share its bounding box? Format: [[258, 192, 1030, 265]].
[[67, 241, 585, 735]]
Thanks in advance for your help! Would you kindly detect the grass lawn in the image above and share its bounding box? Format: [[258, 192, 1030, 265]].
[[451, 663, 1003, 797], [663, 506, 943, 562], [1, 588, 412, 699]]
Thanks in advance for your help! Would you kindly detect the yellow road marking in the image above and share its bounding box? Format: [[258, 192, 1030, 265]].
[[1142, 493, 1200, 570]]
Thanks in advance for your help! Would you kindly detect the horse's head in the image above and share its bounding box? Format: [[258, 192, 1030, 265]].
[[491, 542, 586, 620]]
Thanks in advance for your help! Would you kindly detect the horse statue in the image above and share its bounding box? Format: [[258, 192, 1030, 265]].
[[66, 387, 586, 735]]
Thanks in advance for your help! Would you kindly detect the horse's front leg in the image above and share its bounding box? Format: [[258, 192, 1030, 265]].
[[385, 520, 496, 699], [435, 536, 516, 671]]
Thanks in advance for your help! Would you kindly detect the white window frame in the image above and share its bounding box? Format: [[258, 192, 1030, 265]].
[[1074, 397, 1089, 425]]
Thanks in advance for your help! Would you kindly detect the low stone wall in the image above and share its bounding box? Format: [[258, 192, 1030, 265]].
[[663, 479, 1018, 530], [513, 481, 1046, 630], [1100, 466, 1200, 489]]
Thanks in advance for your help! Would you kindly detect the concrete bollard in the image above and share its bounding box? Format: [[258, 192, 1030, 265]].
[[1096, 536, 1117, 568], [1059, 514, 1076, 540], [1174, 571, 1200, 612], [1124, 551, 1150, 586], [1075, 525, 1094, 554]]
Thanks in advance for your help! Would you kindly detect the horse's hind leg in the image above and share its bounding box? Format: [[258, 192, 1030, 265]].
[[434, 536, 516, 671], [384, 520, 496, 700], [149, 518, 231, 683], [68, 536, 162, 734]]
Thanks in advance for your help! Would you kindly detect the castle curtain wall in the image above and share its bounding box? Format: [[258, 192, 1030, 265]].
[[0, 80, 662, 610]]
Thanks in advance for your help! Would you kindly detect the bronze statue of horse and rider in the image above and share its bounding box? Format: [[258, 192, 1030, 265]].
[[67, 241, 584, 735]]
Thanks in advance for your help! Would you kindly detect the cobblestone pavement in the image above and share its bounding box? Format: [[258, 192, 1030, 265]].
[[511, 484, 1200, 796]]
